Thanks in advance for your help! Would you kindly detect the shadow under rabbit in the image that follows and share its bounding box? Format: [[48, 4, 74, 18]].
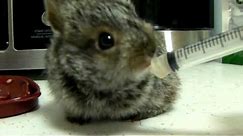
[[39, 101, 230, 135]]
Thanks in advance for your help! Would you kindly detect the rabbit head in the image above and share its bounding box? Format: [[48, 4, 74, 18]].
[[45, 0, 164, 90]]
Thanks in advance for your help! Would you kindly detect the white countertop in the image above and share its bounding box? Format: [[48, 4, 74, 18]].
[[1, 62, 243, 135]]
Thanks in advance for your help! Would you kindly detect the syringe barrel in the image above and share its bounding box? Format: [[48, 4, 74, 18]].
[[150, 26, 243, 79], [173, 26, 243, 70]]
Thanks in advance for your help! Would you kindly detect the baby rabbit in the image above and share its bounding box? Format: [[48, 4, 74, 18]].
[[44, 0, 180, 124]]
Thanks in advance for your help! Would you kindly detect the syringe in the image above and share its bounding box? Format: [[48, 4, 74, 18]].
[[150, 26, 243, 78]]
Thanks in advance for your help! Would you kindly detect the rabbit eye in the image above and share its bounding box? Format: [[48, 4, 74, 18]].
[[98, 32, 114, 50]]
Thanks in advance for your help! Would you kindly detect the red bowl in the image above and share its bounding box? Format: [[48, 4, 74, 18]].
[[0, 76, 41, 118]]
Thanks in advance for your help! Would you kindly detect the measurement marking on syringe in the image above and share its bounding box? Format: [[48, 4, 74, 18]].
[[211, 39, 216, 46], [196, 43, 201, 51], [215, 36, 220, 45], [222, 34, 227, 42], [205, 42, 209, 49], [176, 49, 182, 59], [200, 43, 206, 54], [193, 44, 198, 52], [226, 32, 231, 41], [230, 31, 234, 39], [185, 47, 189, 54], [190, 46, 194, 53], [211, 38, 216, 46], [176, 51, 179, 59], [179, 49, 183, 58], [218, 34, 225, 48], [183, 48, 188, 59], [234, 30, 238, 38], [239, 27, 243, 39], [232, 30, 239, 39], [237, 28, 243, 40], [207, 40, 212, 47]]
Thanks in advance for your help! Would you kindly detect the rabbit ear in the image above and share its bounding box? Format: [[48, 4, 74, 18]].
[[44, 0, 63, 33]]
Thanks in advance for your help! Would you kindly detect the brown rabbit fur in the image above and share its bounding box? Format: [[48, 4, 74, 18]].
[[44, 0, 180, 124]]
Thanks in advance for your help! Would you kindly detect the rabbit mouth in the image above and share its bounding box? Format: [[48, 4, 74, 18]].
[[129, 55, 152, 72]]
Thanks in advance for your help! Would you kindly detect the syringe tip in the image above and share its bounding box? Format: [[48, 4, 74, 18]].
[[150, 54, 173, 78]]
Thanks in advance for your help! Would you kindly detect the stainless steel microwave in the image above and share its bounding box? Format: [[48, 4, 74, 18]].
[[0, 0, 51, 70], [0, 0, 214, 70]]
